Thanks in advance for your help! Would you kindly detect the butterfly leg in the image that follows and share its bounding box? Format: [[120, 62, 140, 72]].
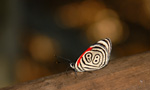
[[74, 69, 78, 77], [65, 66, 71, 75]]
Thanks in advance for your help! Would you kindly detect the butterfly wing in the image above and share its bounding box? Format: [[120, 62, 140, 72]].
[[74, 38, 112, 72]]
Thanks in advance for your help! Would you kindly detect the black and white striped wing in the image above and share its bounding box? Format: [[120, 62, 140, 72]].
[[73, 38, 112, 72]]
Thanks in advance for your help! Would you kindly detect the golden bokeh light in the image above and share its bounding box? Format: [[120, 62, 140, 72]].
[[144, 0, 150, 17], [56, 1, 105, 28], [78, 1, 105, 25], [111, 0, 150, 29], [95, 9, 119, 22], [28, 34, 57, 62], [143, 0, 150, 29], [57, 3, 80, 28], [56, 0, 129, 44], [86, 18, 124, 44]]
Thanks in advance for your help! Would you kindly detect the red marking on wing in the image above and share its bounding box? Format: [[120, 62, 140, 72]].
[[77, 47, 93, 66]]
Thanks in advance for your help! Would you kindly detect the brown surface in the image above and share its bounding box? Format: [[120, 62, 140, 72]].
[[1, 52, 150, 90]]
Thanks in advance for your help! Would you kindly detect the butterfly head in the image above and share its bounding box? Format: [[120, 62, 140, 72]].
[[70, 63, 75, 69]]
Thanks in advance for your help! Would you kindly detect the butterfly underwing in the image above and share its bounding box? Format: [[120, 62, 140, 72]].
[[70, 38, 112, 72]]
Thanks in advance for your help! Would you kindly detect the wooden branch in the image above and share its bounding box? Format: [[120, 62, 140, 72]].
[[1, 52, 150, 90]]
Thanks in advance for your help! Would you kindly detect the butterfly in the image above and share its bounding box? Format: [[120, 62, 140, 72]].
[[70, 38, 112, 72]]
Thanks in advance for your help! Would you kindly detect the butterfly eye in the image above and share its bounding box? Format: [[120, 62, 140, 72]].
[[93, 54, 100, 64], [70, 63, 75, 69], [85, 52, 92, 63]]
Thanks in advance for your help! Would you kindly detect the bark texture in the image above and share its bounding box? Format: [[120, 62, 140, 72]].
[[1, 52, 150, 90]]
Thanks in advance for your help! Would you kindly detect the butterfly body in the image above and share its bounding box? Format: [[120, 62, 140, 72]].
[[70, 38, 112, 72]]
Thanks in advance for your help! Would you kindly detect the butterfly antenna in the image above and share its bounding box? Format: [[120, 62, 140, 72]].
[[54, 55, 71, 63]]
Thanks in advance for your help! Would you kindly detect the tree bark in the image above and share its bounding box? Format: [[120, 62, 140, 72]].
[[1, 52, 150, 90]]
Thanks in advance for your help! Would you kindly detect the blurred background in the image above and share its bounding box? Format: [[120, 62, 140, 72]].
[[0, 0, 150, 88]]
